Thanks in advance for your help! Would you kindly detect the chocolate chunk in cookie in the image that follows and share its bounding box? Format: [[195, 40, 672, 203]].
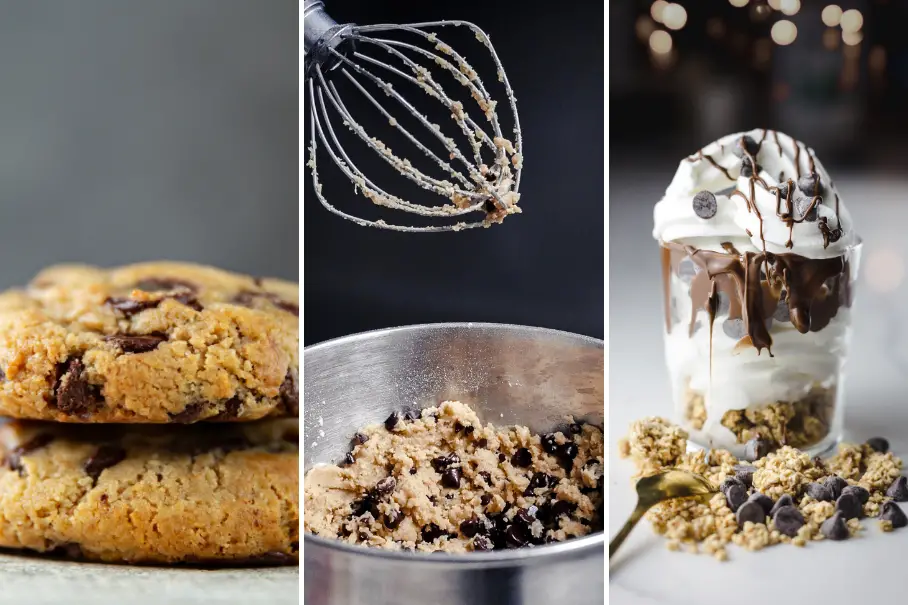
[[83, 445, 127, 484], [104, 333, 168, 354]]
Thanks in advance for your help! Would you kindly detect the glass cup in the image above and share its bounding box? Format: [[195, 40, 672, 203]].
[[659, 241, 862, 457]]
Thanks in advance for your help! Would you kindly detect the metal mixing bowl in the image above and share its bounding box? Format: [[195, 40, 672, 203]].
[[303, 323, 604, 605]]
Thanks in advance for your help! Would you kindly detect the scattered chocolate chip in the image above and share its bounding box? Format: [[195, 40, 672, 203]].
[[54, 358, 100, 417], [692, 191, 718, 220], [776, 182, 790, 201], [722, 318, 747, 340], [383, 510, 403, 530], [352, 433, 369, 445], [835, 492, 862, 520], [733, 465, 757, 487], [524, 472, 553, 495], [866, 437, 889, 453], [720, 477, 746, 495], [403, 408, 421, 422], [373, 477, 396, 497], [797, 172, 822, 197], [409, 467, 417, 475], [770, 494, 794, 517], [824, 476, 848, 500], [169, 403, 204, 424], [134, 278, 198, 293], [821, 511, 849, 540], [83, 445, 126, 483], [6, 434, 54, 475], [171, 291, 203, 312], [478, 471, 493, 485], [879, 501, 908, 529], [453, 422, 465, 433], [511, 448, 532, 468], [343, 452, 355, 465], [215, 396, 243, 420], [725, 483, 748, 512], [476, 438, 488, 448], [421, 523, 446, 543], [734, 135, 761, 158], [384, 412, 400, 431], [480, 494, 492, 506], [841, 485, 869, 504], [104, 333, 168, 354], [273, 299, 299, 316], [431, 453, 460, 473], [740, 157, 760, 178], [105, 297, 159, 317], [743, 438, 771, 462], [482, 200, 497, 214], [795, 195, 818, 222], [806, 482, 833, 502], [472, 534, 494, 551], [569, 423, 582, 434], [748, 492, 774, 515], [772, 505, 805, 537], [886, 476, 908, 501], [498, 453, 506, 463], [441, 467, 462, 489], [736, 500, 766, 527]]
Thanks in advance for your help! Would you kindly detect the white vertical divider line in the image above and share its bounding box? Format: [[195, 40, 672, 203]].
[[603, 1, 611, 597], [298, 1, 306, 598]]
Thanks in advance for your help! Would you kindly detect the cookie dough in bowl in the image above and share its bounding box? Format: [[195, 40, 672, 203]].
[[303, 323, 604, 605], [305, 400, 603, 552]]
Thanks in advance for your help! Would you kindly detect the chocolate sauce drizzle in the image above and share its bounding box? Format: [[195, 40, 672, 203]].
[[685, 149, 734, 181], [666, 132, 854, 356]]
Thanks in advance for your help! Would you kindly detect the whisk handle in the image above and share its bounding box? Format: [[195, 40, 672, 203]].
[[303, 0, 356, 75], [303, 0, 337, 52]]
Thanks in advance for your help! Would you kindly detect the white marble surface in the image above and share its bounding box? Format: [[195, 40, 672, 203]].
[[609, 175, 908, 604], [0, 554, 298, 605]]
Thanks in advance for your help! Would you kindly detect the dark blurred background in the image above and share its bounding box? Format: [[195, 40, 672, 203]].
[[0, 0, 297, 283], [303, 0, 605, 345], [610, 1, 908, 439]]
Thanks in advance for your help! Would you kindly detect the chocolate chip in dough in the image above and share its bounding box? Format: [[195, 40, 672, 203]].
[[441, 467, 462, 489], [743, 437, 772, 462], [748, 492, 774, 515], [806, 482, 834, 502], [770, 494, 794, 517], [104, 333, 167, 353], [736, 501, 766, 527], [824, 476, 848, 500], [841, 485, 869, 504], [83, 445, 127, 484], [835, 492, 862, 520], [511, 448, 532, 468], [384, 412, 401, 431], [733, 465, 757, 487], [725, 483, 748, 512]]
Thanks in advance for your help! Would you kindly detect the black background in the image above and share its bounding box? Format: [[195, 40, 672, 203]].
[[303, 0, 605, 345]]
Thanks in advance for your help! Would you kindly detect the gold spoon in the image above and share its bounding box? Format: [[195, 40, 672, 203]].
[[609, 469, 717, 558]]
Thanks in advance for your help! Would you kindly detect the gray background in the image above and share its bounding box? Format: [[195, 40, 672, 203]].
[[0, 0, 297, 286]]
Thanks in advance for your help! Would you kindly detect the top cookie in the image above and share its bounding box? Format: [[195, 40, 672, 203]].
[[0, 262, 298, 423]]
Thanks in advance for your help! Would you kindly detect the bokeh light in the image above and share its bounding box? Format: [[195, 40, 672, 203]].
[[840, 9, 863, 33], [651, 0, 668, 23], [780, 0, 800, 16], [771, 20, 797, 45], [823, 28, 841, 51], [821, 5, 843, 27], [636, 16, 656, 42], [842, 30, 863, 46], [729, 0, 749, 7], [662, 3, 688, 30], [649, 29, 673, 54], [767, 0, 782, 9]]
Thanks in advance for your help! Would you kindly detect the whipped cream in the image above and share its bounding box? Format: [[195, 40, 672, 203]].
[[653, 129, 856, 259]]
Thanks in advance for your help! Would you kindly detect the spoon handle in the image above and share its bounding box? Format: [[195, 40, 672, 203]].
[[608, 503, 647, 559]]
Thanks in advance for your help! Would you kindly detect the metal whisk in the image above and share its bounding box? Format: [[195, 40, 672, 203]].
[[303, 0, 523, 232]]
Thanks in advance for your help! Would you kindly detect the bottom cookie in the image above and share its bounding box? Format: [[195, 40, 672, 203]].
[[0, 419, 298, 565]]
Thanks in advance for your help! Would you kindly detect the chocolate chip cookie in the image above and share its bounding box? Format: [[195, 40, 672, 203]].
[[304, 401, 604, 553], [0, 418, 299, 564], [0, 262, 298, 423]]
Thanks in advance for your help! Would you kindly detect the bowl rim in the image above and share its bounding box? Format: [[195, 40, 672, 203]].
[[303, 322, 604, 564], [304, 321, 604, 353]]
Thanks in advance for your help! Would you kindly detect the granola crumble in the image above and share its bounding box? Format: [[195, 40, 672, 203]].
[[619, 417, 907, 560]]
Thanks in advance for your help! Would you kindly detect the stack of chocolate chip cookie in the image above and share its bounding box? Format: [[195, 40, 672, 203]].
[[0, 262, 299, 564]]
